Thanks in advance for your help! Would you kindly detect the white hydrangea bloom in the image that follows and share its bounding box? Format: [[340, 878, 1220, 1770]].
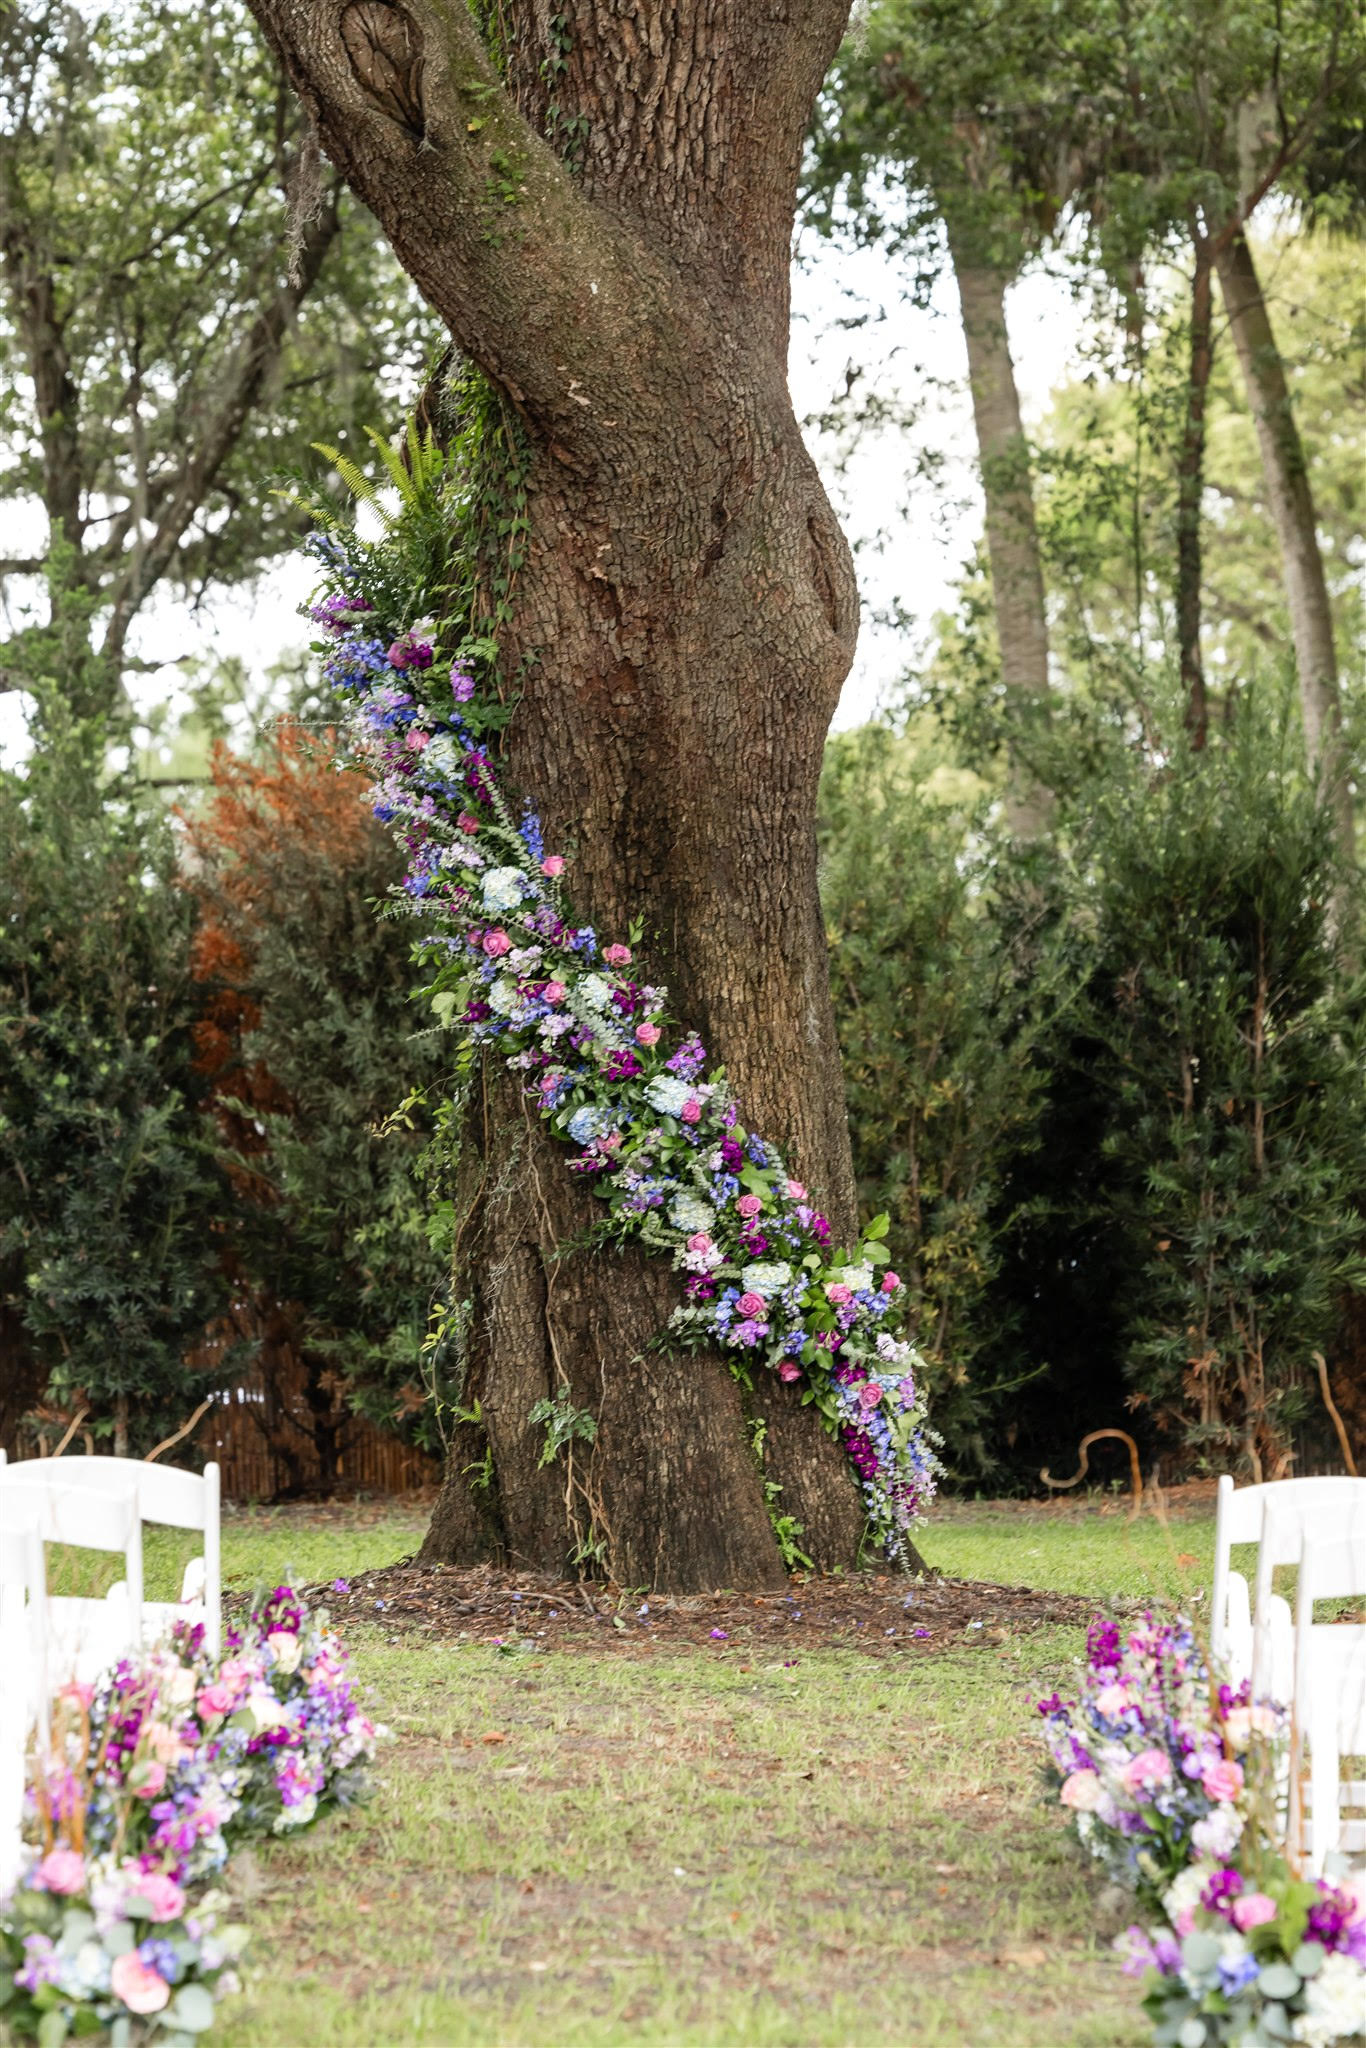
[[481, 866, 527, 914], [1191, 1804, 1243, 1859], [424, 734, 462, 777], [1162, 1866, 1208, 1928], [1293, 1951, 1366, 2046], [646, 1075, 694, 1117], [741, 1262, 793, 1297], [669, 1193, 715, 1234], [487, 979, 520, 1015], [838, 1263, 875, 1294], [577, 973, 613, 1011]]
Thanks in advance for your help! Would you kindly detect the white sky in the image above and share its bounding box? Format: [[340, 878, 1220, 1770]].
[[0, 234, 1087, 764]]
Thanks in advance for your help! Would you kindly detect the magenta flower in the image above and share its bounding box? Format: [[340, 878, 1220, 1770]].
[[881, 1271, 901, 1292], [541, 855, 565, 877], [778, 1361, 801, 1382], [483, 930, 512, 957]]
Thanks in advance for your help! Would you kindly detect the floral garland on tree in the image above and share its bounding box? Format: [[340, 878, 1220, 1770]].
[[300, 470, 939, 1564]]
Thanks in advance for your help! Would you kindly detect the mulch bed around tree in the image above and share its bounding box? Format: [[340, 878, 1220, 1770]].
[[292, 1558, 1115, 1659]]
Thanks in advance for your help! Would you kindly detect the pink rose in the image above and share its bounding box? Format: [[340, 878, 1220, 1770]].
[[405, 727, 429, 750], [386, 638, 412, 669], [135, 1871, 187, 1923], [778, 1361, 802, 1382], [825, 1282, 852, 1305], [111, 1952, 171, 2016], [133, 1759, 168, 1800], [736, 1194, 763, 1219], [786, 1180, 807, 1200], [483, 930, 511, 957], [603, 943, 632, 967], [196, 1682, 233, 1721], [736, 1292, 767, 1319], [457, 812, 480, 834], [686, 1233, 713, 1254], [542, 980, 567, 1004], [1059, 1770, 1103, 1812], [541, 855, 565, 877], [881, 1271, 901, 1293], [635, 1022, 661, 1047], [1231, 1892, 1277, 1931], [1121, 1748, 1172, 1795], [36, 1847, 85, 1895], [1202, 1758, 1244, 1805], [680, 1097, 702, 1124], [858, 1381, 883, 1410], [57, 1681, 94, 1710]]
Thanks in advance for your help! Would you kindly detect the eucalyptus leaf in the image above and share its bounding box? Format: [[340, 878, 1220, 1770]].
[[1255, 1964, 1301, 2000], [169, 1982, 217, 2033]]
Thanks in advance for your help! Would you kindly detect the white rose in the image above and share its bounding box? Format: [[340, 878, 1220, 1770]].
[[166, 1666, 197, 1707], [267, 1630, 302, 1675]]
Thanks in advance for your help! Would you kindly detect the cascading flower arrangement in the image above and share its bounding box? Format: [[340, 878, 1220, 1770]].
[[1, 1585, 382, 2044], [1039, 1614, 1366, 2046], [298, 447, 939, 1563]]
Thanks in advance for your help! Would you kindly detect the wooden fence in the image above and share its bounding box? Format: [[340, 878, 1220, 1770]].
[[195, 1366, 439, 1502]]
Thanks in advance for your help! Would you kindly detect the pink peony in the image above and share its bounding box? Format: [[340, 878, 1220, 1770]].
[[1059, 1770, 1103, 1812], [736, 1292, 767, 1319], [541, 855, 565, 878], [680, 1097, 702, 1124], [1202, 1758, 1244, 1805], [1121, 1748, 1172, 1795], [483, 930, 512, 957], [735, 1194, 763, 1219], [1094, 1683, 1131, 1718], [542, 981, 567, 1004], [1231, 1892, 1278, 1932], [36, 1847, 85, 1895], [603, 943, 632, 967], [825, 1282, 852, 1305], [778, 1361, 802, 1382], [111, 1952, 171, 2015], [686, 1233, 713, 1254], [881, 1271, 901, 1293], [786, 1180, 807, 1200], [135, 1871, 187, 1923], [457, 812, 480, 834], [196, 1682, 233, 1721], [635, 1022, 661, 1047]]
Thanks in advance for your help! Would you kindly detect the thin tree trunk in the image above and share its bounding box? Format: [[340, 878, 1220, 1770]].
[[247, 0, 880, 1589], [943, 218, 1053, 839], [1214, 228, 1354, 865], [1178, 237, 1213, 749]]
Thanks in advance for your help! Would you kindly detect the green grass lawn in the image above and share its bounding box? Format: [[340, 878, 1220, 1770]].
[[80, 1498, 1169, 2048]]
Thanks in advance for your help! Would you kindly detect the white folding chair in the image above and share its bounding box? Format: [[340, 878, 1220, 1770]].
[[0, 1456, 221, 1659], [0, 1521, 48, 1898], [0, 1474, 144, 1689], [1289, 1522, 1366, 1875], [1211, 1475, 1366, 1689]]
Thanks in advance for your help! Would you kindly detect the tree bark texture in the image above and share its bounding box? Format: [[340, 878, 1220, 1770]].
[[943, 218, 1053, 840], [1214, 229, 1355, 867], [1177, 237, 1213, 750], [245, 0, 874, 1587]]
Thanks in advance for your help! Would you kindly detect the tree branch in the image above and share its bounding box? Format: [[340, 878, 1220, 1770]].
[[240, 0, 691, 448], [99, 184, 348, 674]]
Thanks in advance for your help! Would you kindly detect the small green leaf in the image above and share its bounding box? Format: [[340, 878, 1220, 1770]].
[[169, 1982, 217, 2034], [863, 1211, 890, 1241]]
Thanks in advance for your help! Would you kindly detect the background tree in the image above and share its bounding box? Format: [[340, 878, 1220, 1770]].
[[0, 737, 227, 1454], [184, 721, 455, 1490], [0, 0, 432, 725], [239, 0, 882, 1589]]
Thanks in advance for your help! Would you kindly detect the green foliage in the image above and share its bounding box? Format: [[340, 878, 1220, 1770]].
[[527, 1385, 598, 1468], [0, 739, 227, 1448], [819, 719, 1076, 1476], [1080, 705, 1366, 1474]]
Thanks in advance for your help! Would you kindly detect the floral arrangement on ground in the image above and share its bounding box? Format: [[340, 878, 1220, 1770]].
[[299, 437, 940, 1564], [1, 1585, 380, 2045], [1039, 1612, 1366, 2046]]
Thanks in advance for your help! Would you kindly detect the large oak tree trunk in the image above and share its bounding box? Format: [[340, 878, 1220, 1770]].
[[1214, 228, 1355, 869], [246, 0, 876, 1586], [943, 218, 1053, 840]]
